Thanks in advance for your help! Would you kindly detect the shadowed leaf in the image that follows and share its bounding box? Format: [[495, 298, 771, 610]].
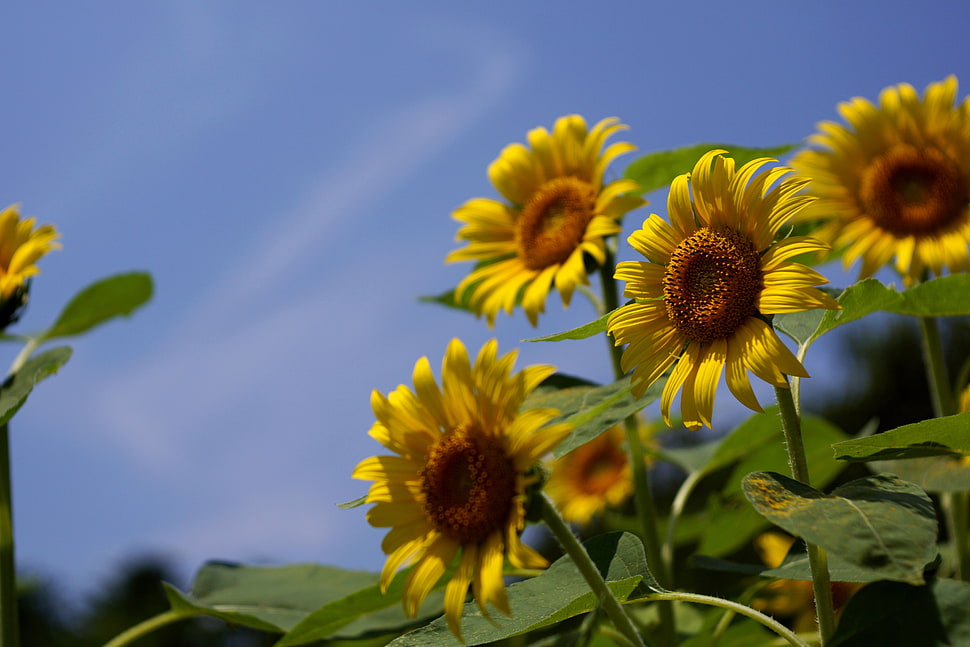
[[831, 412, 970, 462], [742, 472, 937, 585], [525, 376, 666, 458], [387, 532, 653, 646], [828, 578, 970, 647]]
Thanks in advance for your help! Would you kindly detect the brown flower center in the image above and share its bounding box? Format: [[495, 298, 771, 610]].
[[860, 146, 968, 237], [419, 425, 517, 544], [662, 226, 763, 343], [575, 439, 627, 496], [517, 177, 596, 270]]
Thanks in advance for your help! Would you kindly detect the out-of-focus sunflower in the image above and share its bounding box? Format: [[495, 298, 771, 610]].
[[0, 204, 60, 300], [352, 339, 571, 639], [608, 150, 840, 430], [791, 76, 970, 283], [447, 115, 645, 326], [753, 532, 862, 634], [545, 421, 657, 525]]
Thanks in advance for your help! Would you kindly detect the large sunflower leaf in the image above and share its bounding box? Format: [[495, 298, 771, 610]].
[[164, 562, 444, 641], [39, 272, 153, 341], [869, 456, 970, 494], [828, 578, 970, 647], [742, 472, 938, 585], [696, 537, 903, 583], [387, 532, 652, 647], [831, 412, 970, 462], [0, 346, 72, 426], [524, 375, 666, 458], [775, 274, 970, 350], [275, 578, 445, 646], [623, 143, 797, 196]]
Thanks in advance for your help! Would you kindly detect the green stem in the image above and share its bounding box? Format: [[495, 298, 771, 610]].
[[101, 609, 188, 647], [8, 338, 38, 377], [662, 470, 702, 577], [918, 316, 955, 418], [599, 257, 677, 647], [774, 385, 835, 644], [945, 491, 970, 581], [0, 424, 16, 647], [646, 591, 810, 647], [539, 493, 647, 647], [917, 316, 969, 580]]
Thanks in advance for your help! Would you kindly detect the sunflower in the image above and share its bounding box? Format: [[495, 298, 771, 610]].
[[545, 420, 656, 525], [352, 338, 571, 639], [447, 115, 645, 326], [791, 76, 970, 283], [0, 204, 60, 300], [607, 150, 840, 430]]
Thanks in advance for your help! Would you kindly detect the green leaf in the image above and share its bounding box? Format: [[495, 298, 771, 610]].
[[524, 376, 665, 458], [695, 537, 904, 583], [337, 494, 368, 510], [165, 562, 403, 635], [680, 619, 776, 647], [723, 413, 848, 496], [623, 143, 797, 195], [773, 307, 828, 347], [418, 288, 468, 312], [41, 272, 152, 341], [522, 311, 611, 342], [387, 532, 651, 646], [894, 273, 970, 317], [275, 572, 447, 646], [869, 456, 970, 494], [742, 472, 938, 585], [664, 407, 847, 480], [828, 578, 970, 647], [774, 274, 970, 351], [831, 412, 970, 462], [0, 346, 72, 425], [697, 498, 770, 558]]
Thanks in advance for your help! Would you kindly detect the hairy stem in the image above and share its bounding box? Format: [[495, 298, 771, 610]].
[[539, 493, 646, 647], [0, 424, 16, 647], [600, 257, 677, 647], [102, 609, 188, 647], [917, 316, 968, 580], [774, 384, 836, 644], [647, 591, 811, 647]]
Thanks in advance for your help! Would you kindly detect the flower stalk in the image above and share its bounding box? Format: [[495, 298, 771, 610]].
[[102, 609, 187, 647], [0, 423, 17, 647], [918, 315, 969, 580], [538, 492, 647, 647], [774, 384, 836, 643], [600, 256, 677, 647], [646, 590, 811, 647]]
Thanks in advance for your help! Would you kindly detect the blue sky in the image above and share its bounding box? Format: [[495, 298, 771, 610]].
[[2, 2, 968, 597]]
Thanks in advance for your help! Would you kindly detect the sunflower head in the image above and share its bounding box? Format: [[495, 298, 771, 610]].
[[447, 115, 646, 327], [607, 150, 840, 430], [791, 76, 970, 283], [545, 420, 657, 525], [0, 205, 61, 329], [351, 339, 571, 639]]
